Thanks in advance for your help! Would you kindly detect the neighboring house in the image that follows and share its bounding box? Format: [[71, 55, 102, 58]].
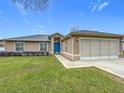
[[0, 30, 124, 61]]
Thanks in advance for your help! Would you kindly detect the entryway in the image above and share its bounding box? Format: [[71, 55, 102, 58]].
[[54, 42, 60, 54]]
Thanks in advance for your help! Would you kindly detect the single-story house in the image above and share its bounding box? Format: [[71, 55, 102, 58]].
[[0, 30, 124, 61]]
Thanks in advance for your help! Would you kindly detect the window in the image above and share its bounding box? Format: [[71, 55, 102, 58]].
[[15, 42, 24, 52], [40, 42, 48, 51], [65, 41, 67, 52], [0, 44, 4, 51]]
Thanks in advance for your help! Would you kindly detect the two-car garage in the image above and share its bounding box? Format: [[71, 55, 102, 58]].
[[80, 38, 120, 60]]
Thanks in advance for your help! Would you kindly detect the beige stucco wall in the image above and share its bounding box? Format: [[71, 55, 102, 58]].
[[61, 38, 74, 60], [5, 41, 15, 51], [4, 41, 51, 52], [61, 41, 65, 52], [25, 42, 39, 51], [73, 37, 79, 55], [61, 38, 73, 54], [61, 52, 73, 60], [0, 41, 4, 45]]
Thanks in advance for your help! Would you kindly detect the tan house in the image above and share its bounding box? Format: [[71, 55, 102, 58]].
[[0, 30, 124, 60]]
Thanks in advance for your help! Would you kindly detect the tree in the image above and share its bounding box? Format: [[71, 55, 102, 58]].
[[12, 0, 49, 11]]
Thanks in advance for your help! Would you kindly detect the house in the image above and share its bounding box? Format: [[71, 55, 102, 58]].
[[0, 30, 124, 60]]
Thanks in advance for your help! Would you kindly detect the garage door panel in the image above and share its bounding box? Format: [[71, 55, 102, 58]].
[[80, 39, 90, 60], [110, 40, 119, 58], [101, 40, 109, 58], [91, 40, 100, 58]]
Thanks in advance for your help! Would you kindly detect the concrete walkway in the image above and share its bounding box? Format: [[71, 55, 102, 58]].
[[56, 55, 124, 79]]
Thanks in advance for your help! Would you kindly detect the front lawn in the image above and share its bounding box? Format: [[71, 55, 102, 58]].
[[0, 56, 124, 93]]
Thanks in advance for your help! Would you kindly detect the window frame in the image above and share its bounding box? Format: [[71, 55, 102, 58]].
[[39, 42, 48, 51], [15, 42, 25, 52], [65, 41, 67, 52]]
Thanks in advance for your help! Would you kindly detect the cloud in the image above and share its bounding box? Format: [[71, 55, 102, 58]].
[[15, 2, 28, 16], [91, 4, 99, 13], [35, 24, 46, 29], [98, 2, 109, 11], [90, 0, 110, 13]]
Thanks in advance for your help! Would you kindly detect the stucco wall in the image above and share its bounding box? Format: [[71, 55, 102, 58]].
[[61, 52, 73, 60], [4, 41, 51, 52], [61, 38, 73, 53], [25, 42, 39, 51], [61, 38, 73, 60], [73, 37, 79, 55], [5, 41, 15, 51]]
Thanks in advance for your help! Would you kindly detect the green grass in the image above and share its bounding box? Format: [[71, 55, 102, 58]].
[[0, 56, 124, 93]]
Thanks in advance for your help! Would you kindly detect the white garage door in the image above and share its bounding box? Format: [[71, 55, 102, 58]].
[[80, 39, 120, 60]]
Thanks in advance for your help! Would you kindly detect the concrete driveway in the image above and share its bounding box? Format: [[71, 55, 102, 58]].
[[56, 55, 124, 79]]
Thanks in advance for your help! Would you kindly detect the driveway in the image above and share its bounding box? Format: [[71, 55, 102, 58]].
[[56, 55, 124, 79]]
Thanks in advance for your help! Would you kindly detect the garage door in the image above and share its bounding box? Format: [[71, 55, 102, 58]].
[[80, 39, 119, 60]]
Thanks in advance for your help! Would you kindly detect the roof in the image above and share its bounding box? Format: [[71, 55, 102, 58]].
[[50, 32, 64, 37], [0, 34, 50, 42], [61, 30, 124, 41]]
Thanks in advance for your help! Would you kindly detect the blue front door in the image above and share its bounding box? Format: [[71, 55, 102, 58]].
[[54, 43, 60, 54]]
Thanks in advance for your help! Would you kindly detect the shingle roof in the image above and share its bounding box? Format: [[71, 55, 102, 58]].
[[61, 30, 124, 41], [50, 32, 64, 37], [1, 34, 50, 41]]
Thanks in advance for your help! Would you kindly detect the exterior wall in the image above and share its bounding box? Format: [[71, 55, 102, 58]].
[[119, 38, 123, 56], [0, 41, 4, 45], [25, 42, 39, 51], [5, 41, 15, 51], [61, 38, 72, 53], [61, 38, 73, 60], [61, 52, 73, 60], [61, 37, 80, 61], [66, 38, 73, 53], [73, 37, 79, 55], [48, 42, 51, 52], [4, 41, 51, 52]]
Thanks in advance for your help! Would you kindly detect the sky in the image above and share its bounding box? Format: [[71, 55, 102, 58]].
[[0, 0, 124, 38]]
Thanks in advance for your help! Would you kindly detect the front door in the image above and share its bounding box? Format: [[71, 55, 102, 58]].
[[54, 42, 60, 54]]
